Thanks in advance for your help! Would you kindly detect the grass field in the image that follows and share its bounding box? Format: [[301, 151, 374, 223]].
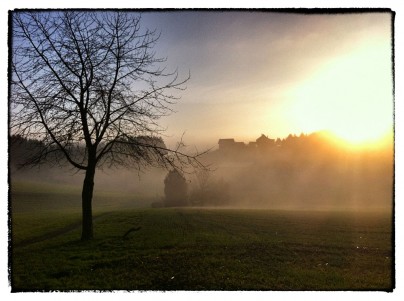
[[9, 181, 394, 291]]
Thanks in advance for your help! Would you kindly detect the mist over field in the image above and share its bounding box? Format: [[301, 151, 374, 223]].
[[10, 132, 393, 211], [10, 163, 166, 198]]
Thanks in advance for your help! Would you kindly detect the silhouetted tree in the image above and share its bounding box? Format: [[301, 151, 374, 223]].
[[190, 169, 211, 206], [11, 11, 205, 240], [164, 169, 188, 207]]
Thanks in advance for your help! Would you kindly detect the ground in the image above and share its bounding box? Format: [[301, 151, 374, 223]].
[[10, 182, 393, 291]]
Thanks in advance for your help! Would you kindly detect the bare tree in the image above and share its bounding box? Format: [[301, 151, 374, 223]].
[[10, 11, 205, 240], [191, 168, 211, 206], [164, 169, 188, 207]]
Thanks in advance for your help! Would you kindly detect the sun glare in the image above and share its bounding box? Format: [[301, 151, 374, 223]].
[[284, 40, 393, 149]]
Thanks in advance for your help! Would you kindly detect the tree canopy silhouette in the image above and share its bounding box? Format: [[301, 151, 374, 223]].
[[164, 169, 188, 207], [11, 11, 204, 240]]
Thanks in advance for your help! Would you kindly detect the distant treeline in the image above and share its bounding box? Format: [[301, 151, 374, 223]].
[[218, 132, 326, 152], [9, 134, 165, 169]]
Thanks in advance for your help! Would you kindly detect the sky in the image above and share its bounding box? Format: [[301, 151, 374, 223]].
[[139, 11, 393, 149]]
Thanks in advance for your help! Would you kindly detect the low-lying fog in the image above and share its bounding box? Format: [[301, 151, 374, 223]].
[[10, 133, 393, 211]]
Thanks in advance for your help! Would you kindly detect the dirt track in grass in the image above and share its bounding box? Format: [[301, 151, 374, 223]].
[[13, 212, 112, 248]]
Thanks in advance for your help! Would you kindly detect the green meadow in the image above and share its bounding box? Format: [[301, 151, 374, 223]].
[[10, 181, 393, 291]]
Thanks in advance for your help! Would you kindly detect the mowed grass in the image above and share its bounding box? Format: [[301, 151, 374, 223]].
[[10, 181, 393, 291]]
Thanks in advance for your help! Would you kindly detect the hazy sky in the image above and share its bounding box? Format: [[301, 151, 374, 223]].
[[139, 11, 393, 149]]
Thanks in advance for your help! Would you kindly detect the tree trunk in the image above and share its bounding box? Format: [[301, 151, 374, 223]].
[[81, 155, 96, 241]]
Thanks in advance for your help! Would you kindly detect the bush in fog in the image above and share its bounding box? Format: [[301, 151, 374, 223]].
[[189, 169, 230, 206], [164, 169, 188, 207]]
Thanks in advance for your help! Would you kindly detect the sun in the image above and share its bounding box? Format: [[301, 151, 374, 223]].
[[324, 129, 393, 151], [284, 40, 393, 149], [327, 121, 391, 148]]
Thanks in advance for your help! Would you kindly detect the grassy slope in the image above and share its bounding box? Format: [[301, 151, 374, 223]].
[[11, 205, 393, 291]]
